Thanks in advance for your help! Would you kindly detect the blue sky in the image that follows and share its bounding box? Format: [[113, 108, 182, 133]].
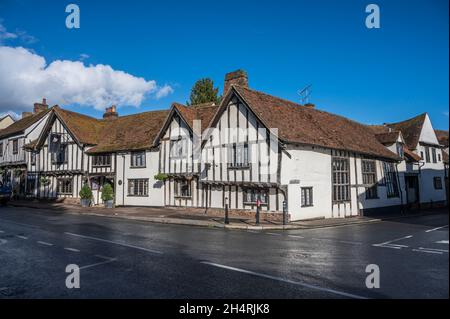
[[0, 0, 448, 129]]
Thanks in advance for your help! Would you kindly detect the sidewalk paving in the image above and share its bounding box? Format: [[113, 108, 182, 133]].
[[4, 199, 447, 230]]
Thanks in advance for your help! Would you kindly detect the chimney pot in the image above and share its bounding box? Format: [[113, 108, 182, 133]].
[[224, 69, 248, 94], [33, 98, 49, 114]]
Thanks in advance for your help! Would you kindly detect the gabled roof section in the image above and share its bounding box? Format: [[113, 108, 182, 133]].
[[435, 129, 449, 148], [0, 109, 51, 139], [87, 109, 169, 154], [385, 113, 427, 150], [228, 85, 400, 161], [374, 131, 402, 145]]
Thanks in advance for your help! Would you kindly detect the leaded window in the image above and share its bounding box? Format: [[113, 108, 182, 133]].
[[128, 179, 149, 196], [332, 157, 350, 202], [383, 162, 399, 198], [362, 160, 378, 199]]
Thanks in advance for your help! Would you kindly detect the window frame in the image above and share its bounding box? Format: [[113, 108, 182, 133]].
[[174, 179, 192, 198], [0, 142, 3, 157], [433, 177, 443, 190], [243, 188, 268, 206], [92, 154, 112, 167], [332, 156, 351, 202], [396, 142, 404, 158], [127, 178, 149, 197], [424, 146, 430, 163], [12, 139, 19, 154], [130, 151, 146, 168], [362, 159, 378, 199], [301, 187, 314, 207], [431, 147, 437, 163], [383, 162, 399, 198], [228, 142, 250, 169], [57, 178, 73, 195], [170, 136, 188, 159]]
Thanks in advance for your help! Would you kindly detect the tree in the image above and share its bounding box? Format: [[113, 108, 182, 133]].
[[187, 78, 221, 106]]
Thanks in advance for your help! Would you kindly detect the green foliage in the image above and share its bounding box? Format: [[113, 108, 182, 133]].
[[101, 183, 114, 201], [154, 173, 168, 181], [40, 176, 50, 186], [79, 184, 93, 199], [187, 78, 221, 106]]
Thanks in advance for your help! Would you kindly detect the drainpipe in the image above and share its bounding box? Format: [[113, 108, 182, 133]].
[[122, 154, 125, 206], [395, 162, 404, 214]]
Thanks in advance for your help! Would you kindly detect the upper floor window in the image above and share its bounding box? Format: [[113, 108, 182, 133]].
[[332, 156, 350, 202], [49, 134, 67, 164], [170, 137, 187, 159], [383, 162, 399, 198], [130, 151, 146, 168], [174, 179, 192, 198], [438, 153, 441, 162], [424, 146, 430, 163], [362, 160, 378, 199], [12, 139, 18, 154], [431, 147, 437, 163], [30, 152, 36, 166], [396, 142, 404, 158], [0, 142, 3, 157], [228, 142, 250, 168], [92, 154, 111, 167]]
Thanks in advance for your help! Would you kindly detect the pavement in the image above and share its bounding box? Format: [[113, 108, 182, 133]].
[[0, 205, 448, 298], [6, 199, 446, 230]]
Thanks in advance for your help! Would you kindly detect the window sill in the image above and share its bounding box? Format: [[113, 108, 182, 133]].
[[243, 202, 268, 206], [301, 205, 314, 208], [175, 195, 192, 199], [130, 166, 146, 169], [228, 165, 251, 170], [93, 165, 112, 168], [127, 195, 149, 197]]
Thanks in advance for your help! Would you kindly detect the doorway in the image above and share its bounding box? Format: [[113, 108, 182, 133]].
[[405, 175, 419, 207]]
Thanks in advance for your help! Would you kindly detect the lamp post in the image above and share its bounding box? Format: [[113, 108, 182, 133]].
[[282, 200, 287, 225], [224, 197, 229, 225], [256, 198, 261, 225]]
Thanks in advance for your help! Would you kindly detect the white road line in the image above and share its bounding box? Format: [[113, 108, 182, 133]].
[[288, 235, 304, 239], [425, 225, 448, 233], [375, 245, 401, 250], [0, 239, 7, 245], [373, 235, 413, 247], [64, 247, 80, 252], [418, 247, 448, 253], [65, 232, 163, 254], [0, 230, 4, 233], [15, 235, 28, 240], [266, 232, 281, 236], [412, 249, 442, 255], [201, 261, 368, 299], [37, 241, 53, 246], [435, 240, 449, 245], [80, 256, 117, 270]]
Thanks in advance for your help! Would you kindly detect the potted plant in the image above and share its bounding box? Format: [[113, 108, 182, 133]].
[[79, 184, 92, 207], [101, 183, 114, 208]]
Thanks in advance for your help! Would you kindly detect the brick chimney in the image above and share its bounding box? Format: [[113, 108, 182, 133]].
[[224, 69, 248, 94], [33, 98, 48, 114], [22, 111, 33, 119], [103, 105, 119, 120]]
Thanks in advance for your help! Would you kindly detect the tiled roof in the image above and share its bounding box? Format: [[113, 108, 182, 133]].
[[232, 86, 400, 161], [404, 147, 421, 162], [374, 131, 400, 145], [173, 102, 219, 133], [86, 109, 169, 154], [443, 151, 449, 164], [0, 109, 50, 139], [385, 113, 427, 150], [435, 129, 449, 147]]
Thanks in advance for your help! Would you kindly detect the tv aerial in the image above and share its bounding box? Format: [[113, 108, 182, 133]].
[[297, 84, 312, 105]]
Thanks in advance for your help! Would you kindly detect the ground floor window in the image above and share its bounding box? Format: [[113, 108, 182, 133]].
[[433, 177, 443, 190], [243, 188, 268, 205], [332, 156, 351, 202], [26, 176, 37, 194], [57, 178, 73, 195], [362, 160, 378, 199], [174, 179, 192, 197], [128, 179, 148, 196], [383, 162, 399, 198], [301, 187, 313, 207]]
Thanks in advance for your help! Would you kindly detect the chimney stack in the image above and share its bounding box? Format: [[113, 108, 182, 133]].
[[22, 112, 33, 119], [33, 98, 48, 114], [304, 103, 315, 109], [224, 69, 248, 94], [103, 105, 119, 120]]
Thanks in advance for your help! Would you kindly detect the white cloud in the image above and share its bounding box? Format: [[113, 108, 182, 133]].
[[0, 46, 173, 113], [0, 23, 18, 43], [79, 53, 90, 61]]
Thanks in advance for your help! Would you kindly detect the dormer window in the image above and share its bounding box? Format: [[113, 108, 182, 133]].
[[396, 142, 404, 158]]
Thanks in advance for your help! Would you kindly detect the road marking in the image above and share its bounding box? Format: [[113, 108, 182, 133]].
[[288, 235, 304, 239], [425, 225, 448, 233], [80, 256, 117, 270], [37, 241, 53, 246], [15, 235, 28, 240], [0, 218, 42, 229], [0, 239, 7, 245], [0, 230, 4, 233], [418, 247, 448, 253], [64, 247, 80, 252], [201, 261, 368, 299], [373, 235, 412, 247], [435, 240, 449, 245], [65, 232, 163, 255], [412, 249, 442, 255], [266, 232, 281, 236]]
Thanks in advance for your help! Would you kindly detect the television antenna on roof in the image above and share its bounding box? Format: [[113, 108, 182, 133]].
[[297, 84, 312, 105]]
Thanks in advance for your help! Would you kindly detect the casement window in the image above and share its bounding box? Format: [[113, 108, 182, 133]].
[[92, 154, 111, 167], [420, 151, 424, 159], [170, 137, 187, 159], [26, 175, 37, 194], [362, 160, 378, 199], [130, 151, 146, 168], [12, 139, 18, 154], [0, 142, 3, 157], [49, 134, 67, 164], [228, 142, 250, 168], [128, 179, 149, 196], [301, 187, 313, 207], [431, 148, 437, 163], [438, 153, 441, 162], [332, 157, 351, 202], [174, 179, 192, 198], [424, 146, 430, 163], [243, 188, 268, 205], [30, 152, 36, 166], [396, 142, 404, 158], [57, 178, 73, 195], [433, 177, 443, 190], [383, 162, 399, 198]]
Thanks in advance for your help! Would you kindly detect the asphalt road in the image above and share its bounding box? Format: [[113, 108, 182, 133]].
[[0, 206, 448, 299]]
